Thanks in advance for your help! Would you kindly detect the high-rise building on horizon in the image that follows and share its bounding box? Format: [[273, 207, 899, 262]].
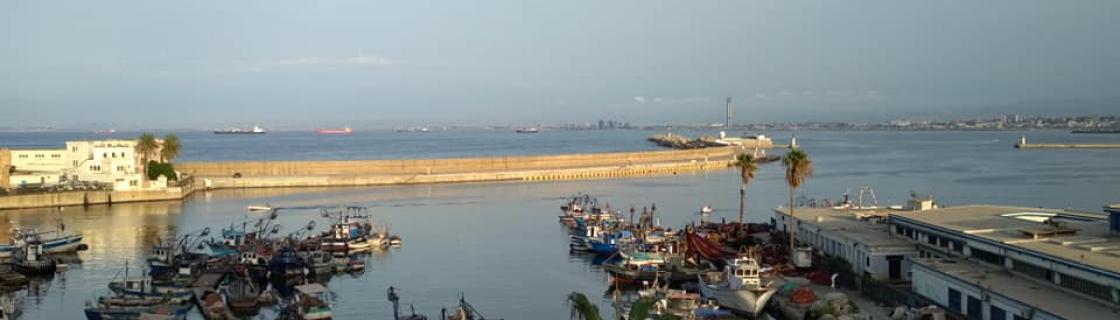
[[725, 97, 733, 129]]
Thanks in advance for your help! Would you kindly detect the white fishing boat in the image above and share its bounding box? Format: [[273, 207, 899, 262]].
[[698, 256, 777, 316], [247, 205, 273, 212]]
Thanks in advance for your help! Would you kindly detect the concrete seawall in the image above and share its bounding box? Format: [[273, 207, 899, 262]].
[[1015, 143, 1120, 149], [200, 160, 732, 189], [0, 188, 188, 210], [0, 148, 743, 210], [175, 147, 737, 177]]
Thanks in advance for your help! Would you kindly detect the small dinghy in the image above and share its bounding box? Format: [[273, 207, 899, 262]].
[[247, 205, 273, 212]]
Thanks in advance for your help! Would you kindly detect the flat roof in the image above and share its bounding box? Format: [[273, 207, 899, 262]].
[[913, 258, 1120, 320], [891, 205, 1120, 273], [775, 207, 915, 252]]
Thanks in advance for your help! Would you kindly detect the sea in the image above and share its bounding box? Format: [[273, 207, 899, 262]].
[[0, 129, 1118, 319]]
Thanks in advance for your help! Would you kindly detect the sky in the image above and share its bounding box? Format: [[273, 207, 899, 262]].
[[2, 1, 1118, 129]]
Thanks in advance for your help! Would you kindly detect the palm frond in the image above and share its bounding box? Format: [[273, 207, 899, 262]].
[[626, 298, 655, 320], [567, 292, 603, 320]]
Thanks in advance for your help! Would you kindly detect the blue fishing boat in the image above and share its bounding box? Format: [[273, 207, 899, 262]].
[[146, 243, 178, 277], [269, 246, 306, 288], [108, 277, 193, 304], [0, 228, 85, 259], [83, 296, 192, 320], [587, 230, 633, 255]]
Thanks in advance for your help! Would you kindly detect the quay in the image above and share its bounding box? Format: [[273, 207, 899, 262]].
[[1014, 136, 1120, 149], [774, 203, 1120, 320], [0, 147, 741, 210]]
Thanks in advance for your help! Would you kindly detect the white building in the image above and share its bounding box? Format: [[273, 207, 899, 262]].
[[892, 205, 1120, 320], [7, 139, 161, 191], [773, 206, 918, 281]]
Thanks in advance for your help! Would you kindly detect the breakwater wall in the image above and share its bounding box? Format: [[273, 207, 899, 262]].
[[199, 160, 731, 189], [1, 148, 740, 210], [0, 188, 188, 210], [1015, 143, 1120, 149], [176, 147, 737, 177]]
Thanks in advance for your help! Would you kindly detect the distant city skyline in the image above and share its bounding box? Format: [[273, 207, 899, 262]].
[[3, 1, 1118, 130]]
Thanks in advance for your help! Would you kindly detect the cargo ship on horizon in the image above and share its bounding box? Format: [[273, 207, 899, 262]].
[[214, 125, 266, 135], [316, 127, 353, 134]]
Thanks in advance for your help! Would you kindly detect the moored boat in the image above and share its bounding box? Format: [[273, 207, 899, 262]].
[[295, 283, 332, 320], [12, 236, 56, 275], [697, 256, 776, 316], [247, 205, 273, 212]]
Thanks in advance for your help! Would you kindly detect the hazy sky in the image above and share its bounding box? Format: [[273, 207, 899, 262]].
[[2, 1, 1118, 129]]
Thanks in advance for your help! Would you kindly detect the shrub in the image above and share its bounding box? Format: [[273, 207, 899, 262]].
[[147, 161, 178, 181]]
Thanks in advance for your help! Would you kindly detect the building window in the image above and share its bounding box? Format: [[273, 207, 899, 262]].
[[950, 240, 964, 253], [990, 305, 1006, 320], [1058, 273, 1113, 302], [970, 248, 1004, 266], [966, 295, 981, 320], [948, 288, 961, 312], [1011, 259, 1051, 281]]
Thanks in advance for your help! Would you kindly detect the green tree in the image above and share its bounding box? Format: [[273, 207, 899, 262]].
[[782, 148, 813, 252], [733, 153, 759, 224], [567, 292, 663, 320], [161, 134, 181, 162], [136, 133, 159, 179]]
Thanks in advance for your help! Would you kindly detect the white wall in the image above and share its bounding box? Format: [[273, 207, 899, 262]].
[[912, 263, 1064, 320]]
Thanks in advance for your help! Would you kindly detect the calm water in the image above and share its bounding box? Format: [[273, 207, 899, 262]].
[[1, 130, 1119, 319]]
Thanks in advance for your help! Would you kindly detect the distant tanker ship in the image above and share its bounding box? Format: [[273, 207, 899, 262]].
[[214, 125, 266, 135], [316, 127, 353, 134]]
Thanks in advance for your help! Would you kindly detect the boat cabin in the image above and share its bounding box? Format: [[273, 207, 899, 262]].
[[726, 257, 763, 290]]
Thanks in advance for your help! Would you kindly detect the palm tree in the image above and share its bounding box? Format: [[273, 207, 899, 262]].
[[566, 292, 664, 320], [136, 133, 159, 177], [782, 148, 813, 252], [161, 134, 181, 163], [733, 153, 759, 225]]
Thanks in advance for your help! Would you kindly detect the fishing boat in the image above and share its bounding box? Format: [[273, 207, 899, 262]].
[[316, 127, 353, 134], [83, 295, 191, 320], [294, 283, 332, 320], [12, 236, 56, 275], [222, 275, 261, 316], [214, 125, 266, 135], [268, 247, 306, 287], [247, 204, 273, 212], [515, 127, 539, 133], [0, 227, 86, 259], [320, 208, 374, 252], [0, 292, 21, 320], [443, 294, 497, 320], [108, 275, 193, 304], [146, 243, 179, 277], [303, 250, 337, 276], [347, 256, 366, 273], [193, 288, 230, 320], [697, 256, 776, 316]]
